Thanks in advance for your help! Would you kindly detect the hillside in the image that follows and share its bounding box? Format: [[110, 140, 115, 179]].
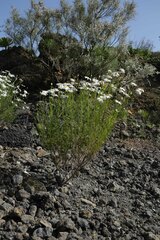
[[0, 46, 160, 240]]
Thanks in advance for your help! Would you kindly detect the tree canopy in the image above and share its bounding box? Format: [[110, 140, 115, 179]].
[[4, 0, 136, 78]]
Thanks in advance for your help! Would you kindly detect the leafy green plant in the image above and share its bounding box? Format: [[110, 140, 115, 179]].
[[122, 56, 157, 86], [36, 68, 140, 184], [128, 39, 153, 61], [4, 1, 52, 53], [0, 71, 28, 123], [0, 37, 13, 49], [138, 109, 149, 122]]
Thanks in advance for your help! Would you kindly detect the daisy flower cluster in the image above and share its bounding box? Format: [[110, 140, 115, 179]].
[[0, 71, 28, 122], [40, 68, 144, 107], [37, 67, 146, 175], [0, 71, 15, 97]]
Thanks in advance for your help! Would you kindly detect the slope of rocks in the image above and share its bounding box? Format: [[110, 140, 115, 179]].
[[0, 108, 160, 240]]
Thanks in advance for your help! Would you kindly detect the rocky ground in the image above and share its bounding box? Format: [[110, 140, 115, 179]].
[[0, 101, 160, 240]]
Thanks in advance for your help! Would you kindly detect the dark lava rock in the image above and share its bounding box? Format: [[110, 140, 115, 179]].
[[33, 226, 53, 238], [0, 124, 32, 147], [0, 109, 39, 147], [0, 107, 160, 239]]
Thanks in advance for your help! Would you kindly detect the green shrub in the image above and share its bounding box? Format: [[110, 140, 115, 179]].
[[0, 71, 28, 123], [36, 59, 158, 184], [0, 37, 13, 49], [122, 56, 157, 86], [138, 109, 149, 123], [36, 68, 140, 184], [4, 0, 135, 76]]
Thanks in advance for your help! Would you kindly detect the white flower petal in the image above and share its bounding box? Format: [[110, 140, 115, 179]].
[[115, 100, 122, 105], [135, 88, 144, 95]]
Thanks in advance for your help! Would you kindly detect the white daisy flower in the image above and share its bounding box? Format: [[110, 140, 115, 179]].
[[135, 88, 144, 95], [119, 68, 125, 74], [115, 100, 122, 105], [41, 90, 49, 96], [130, 82, 137, 87]]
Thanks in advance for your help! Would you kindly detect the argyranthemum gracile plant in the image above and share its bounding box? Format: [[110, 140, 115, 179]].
[[36, 68, 145, 184], [0, 71, 28, 123]]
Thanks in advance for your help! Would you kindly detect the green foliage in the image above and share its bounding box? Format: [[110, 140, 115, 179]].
[[86, 46, 122, 77], [39, 32, 129, 79], [43, 0, 135, 78], [39, 32, 83, 79], [37, 92, 121, 157], [125, 40, 157, 86], [128, 39, 153, 61], [0, 71, 27, 123], [57, 0, 135, 50], [0, 89, 17, 123], [122, 55, 157, 85], [4, 0, 135, 77], [0, 37, 13, 49], [39, 33, 80, 58], [147, 52, 160, 72], [128, 46, 152, 61], [138, 109, 149, 122], [36, 69, 135, 183], [4, 1, 52, 52]]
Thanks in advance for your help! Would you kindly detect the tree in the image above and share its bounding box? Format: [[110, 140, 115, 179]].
[[49, 0, 136, 78], [4, 0, 136, 78], [56, 0, 135, 49], [4, 0, 52, 53], [38, 32, 83, 80]]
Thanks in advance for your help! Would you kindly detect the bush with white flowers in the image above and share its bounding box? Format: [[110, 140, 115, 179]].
[[36, 68, 146, 183], [0, 71, 28, 123]]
